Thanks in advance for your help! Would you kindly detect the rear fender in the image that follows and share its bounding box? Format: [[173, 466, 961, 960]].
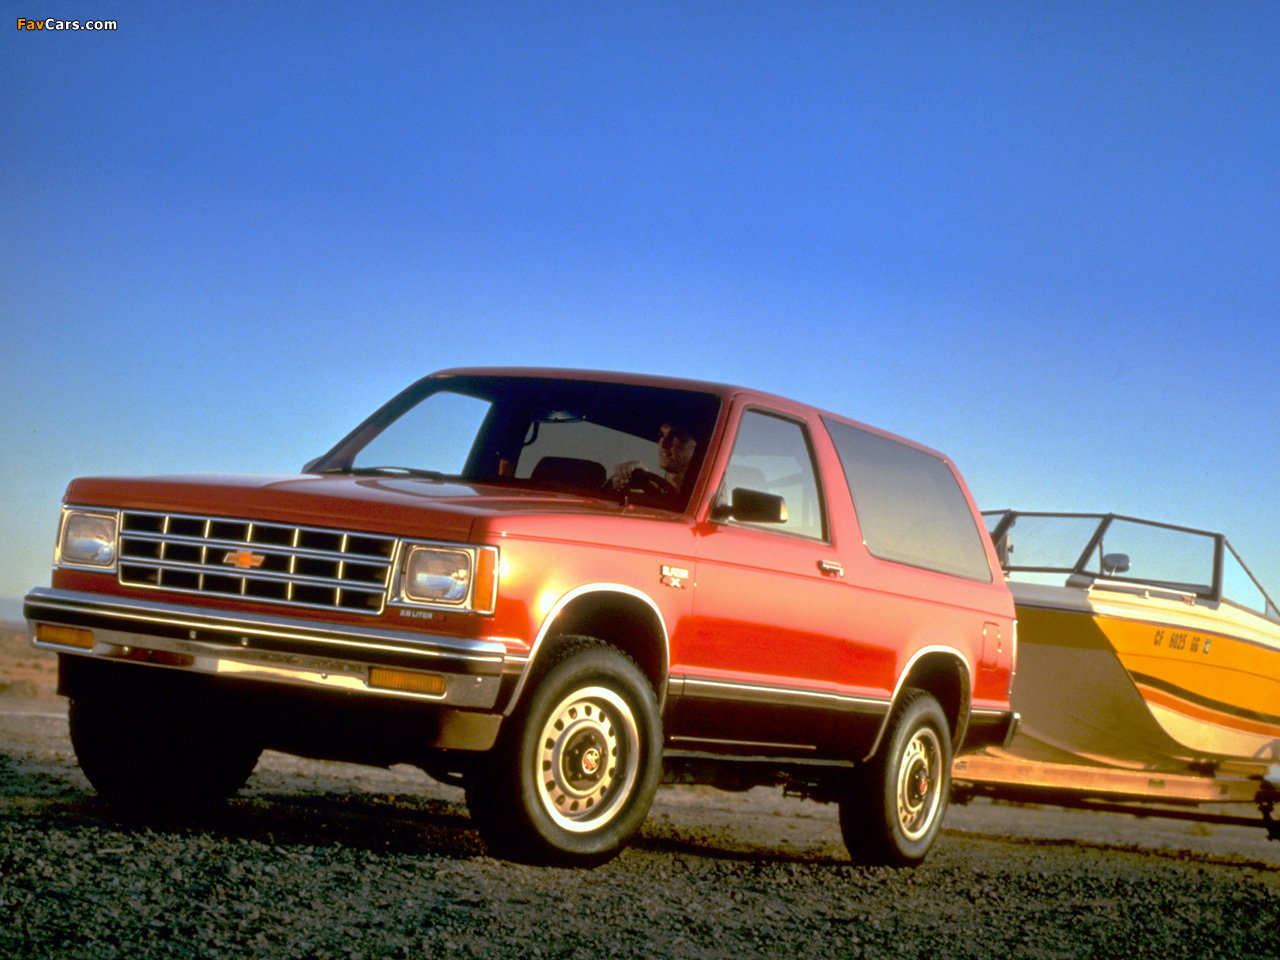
[[864, 646, 971, 761]]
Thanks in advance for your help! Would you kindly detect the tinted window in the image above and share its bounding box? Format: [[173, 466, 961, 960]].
[[513, 419, 653, 480], [824, 418, 991, 581], [318, 376, 721, 513], [718, 410, 825, 540]]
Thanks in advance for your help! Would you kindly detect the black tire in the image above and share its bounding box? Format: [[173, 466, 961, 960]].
[[69, 697, 262, 813], [839, 688, 951, 867], [465, 638, 663, 866]]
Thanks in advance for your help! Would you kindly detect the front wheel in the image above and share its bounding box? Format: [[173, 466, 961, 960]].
[[465, 639, 663, 866], [69, 697, 262, 813], [840, 688, 951, 866]]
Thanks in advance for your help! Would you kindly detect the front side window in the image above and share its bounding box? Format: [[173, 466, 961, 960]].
[[825, 418, 992, 582], [716, 410, 826, 540]]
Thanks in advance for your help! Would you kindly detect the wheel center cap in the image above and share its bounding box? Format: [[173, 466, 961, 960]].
[[581, 747, 602, 775]]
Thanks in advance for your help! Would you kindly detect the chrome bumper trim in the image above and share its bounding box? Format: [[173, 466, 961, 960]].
[[682, 676, 888, 712], [25, 586, 506, 709]]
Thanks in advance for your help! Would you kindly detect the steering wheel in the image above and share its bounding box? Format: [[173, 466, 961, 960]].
[[627, 469, 672, 496]]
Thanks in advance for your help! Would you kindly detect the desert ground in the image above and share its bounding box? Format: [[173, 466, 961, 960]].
[[3, 620, 1279, 958]]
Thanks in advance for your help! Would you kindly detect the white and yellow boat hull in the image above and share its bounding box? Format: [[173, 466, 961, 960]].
[[1008, 582, 1280, 770]]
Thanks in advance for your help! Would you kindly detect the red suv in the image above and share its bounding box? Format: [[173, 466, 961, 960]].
[[26, 369, 1016, 866]]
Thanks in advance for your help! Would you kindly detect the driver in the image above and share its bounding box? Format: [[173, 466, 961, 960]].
[[608, 422, 697, 496]]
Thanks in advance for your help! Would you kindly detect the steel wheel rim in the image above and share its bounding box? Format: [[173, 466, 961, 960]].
[[896, 726, 943, 842], [535, 685, 641, 833]]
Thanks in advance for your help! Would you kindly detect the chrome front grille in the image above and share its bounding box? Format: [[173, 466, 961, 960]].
[[118, 511, 397, 615]]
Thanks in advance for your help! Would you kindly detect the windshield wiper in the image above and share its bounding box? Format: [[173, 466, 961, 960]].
[[322, 466, 448, 480]]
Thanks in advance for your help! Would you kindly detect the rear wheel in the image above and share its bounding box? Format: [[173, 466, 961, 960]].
[[465, 639, 662, 866], [840, 688, 951, 866], [69, 697, 262, 813]]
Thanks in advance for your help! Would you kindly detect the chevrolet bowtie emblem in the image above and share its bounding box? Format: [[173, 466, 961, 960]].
[[223, 549, 265, 570]]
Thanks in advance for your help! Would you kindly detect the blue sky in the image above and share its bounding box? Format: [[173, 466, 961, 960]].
[[2, 0, 1278, 618]]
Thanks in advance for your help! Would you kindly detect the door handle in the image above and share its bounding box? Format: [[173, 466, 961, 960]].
[[818, 560, 844, 577]]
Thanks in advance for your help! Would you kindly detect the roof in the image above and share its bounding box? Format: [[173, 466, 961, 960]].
[[426, 366, 955, 464], [429, 365, 750, 400]]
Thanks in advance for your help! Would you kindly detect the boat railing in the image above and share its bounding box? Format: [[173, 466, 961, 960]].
[[982, 509, 1280, 625]]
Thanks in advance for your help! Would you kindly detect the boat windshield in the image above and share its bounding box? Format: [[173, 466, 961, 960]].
[[307, 374, 723, 513], [983, 511, 1280, 623]]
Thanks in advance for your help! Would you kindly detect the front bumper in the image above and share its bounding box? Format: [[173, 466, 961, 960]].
[[25, 586, 510, 750]]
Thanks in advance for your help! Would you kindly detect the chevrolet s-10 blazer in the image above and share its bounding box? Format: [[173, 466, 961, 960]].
[[26, 368, 1016, 865]]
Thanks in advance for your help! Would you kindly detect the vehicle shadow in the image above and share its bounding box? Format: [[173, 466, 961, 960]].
[[2, 749, 855, 866], [630, 830, 853, 865], [0, 748, 488, 860], [17, 747, 1263, 871]]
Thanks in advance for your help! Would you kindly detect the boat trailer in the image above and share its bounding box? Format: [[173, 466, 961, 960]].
[[952, 751, 1280, 840]]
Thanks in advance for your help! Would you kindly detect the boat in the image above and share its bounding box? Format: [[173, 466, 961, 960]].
[[952, 511, 1280, 834]]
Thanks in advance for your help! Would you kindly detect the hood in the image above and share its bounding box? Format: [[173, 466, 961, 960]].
[[64, 473, 672, 543]]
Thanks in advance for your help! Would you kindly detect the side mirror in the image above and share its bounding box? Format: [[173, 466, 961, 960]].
[[1101, 552, 1130, 575], [712, 487, 788, 524]]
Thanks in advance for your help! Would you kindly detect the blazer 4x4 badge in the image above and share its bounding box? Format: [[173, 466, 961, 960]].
[[661, 565, 689, 588]]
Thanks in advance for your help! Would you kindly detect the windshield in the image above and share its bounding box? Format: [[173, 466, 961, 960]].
[[983, 510, 1280, 623], [310, 374, 723, 512]]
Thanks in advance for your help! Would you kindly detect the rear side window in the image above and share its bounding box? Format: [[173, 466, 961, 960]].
[[824, 418, 992, 582]]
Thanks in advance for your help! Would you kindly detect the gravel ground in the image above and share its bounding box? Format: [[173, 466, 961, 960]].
[[3, 697, 1280, 960]]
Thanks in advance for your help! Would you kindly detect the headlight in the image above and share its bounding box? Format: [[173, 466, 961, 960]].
[[405, 546, 471, 604], [398, 543, 498, 614], [58, 509, 119, 568]]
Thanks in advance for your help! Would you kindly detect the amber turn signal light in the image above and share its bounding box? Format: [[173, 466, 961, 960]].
[[473, 548, 498, 615], [36, 624, 95, 650], [368, 666, 447, 696]]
